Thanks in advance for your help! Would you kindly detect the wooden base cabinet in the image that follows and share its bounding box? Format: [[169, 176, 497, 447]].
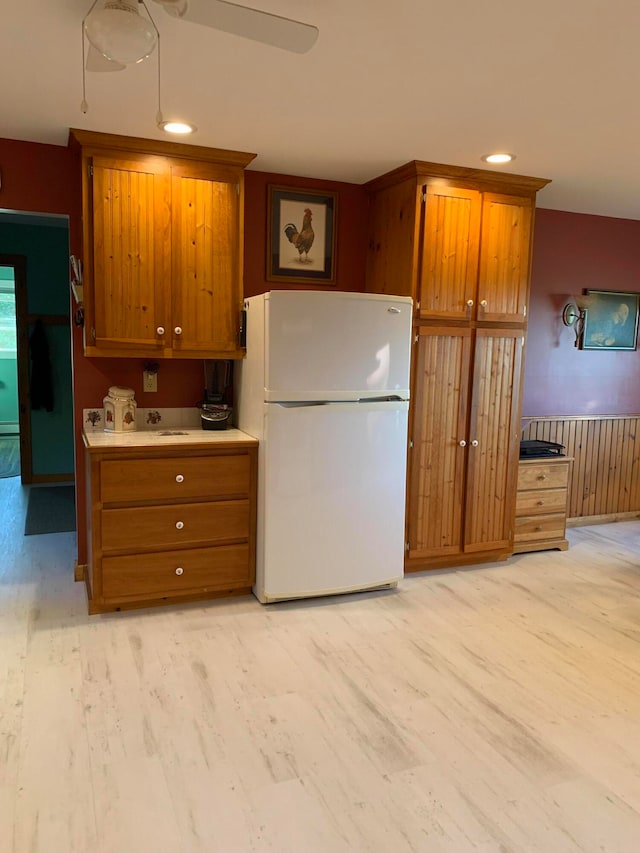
[[408, 325, 523, 567], [84, 440, 257, 613], [514, 458, 571, 553], [365, 161, 550, 572]]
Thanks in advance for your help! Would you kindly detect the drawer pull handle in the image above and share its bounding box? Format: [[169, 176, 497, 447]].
[[537, 474, 547, 480], [537, 500, 545, 506], [176, 474, 184, 483], [535, 525, 542, 532], [175, 567, 184, 576], [176, 521, 184, 530]]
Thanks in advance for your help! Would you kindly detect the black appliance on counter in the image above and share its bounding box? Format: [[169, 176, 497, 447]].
[[519, 439, 565, 459], [200, 360, 233, 430]]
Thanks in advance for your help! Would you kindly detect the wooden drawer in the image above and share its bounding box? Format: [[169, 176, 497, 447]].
[[102, 544, 251, 599], [101, 500, 249, 552], [517, 461, 569, 491], [100, 454, 250, 503], [516, 487, 567, 517], [514, 513, 566, 543]]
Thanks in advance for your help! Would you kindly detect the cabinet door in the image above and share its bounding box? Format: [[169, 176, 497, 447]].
[[477, 193, 532, 324], [418, 185, 481, 322], [407, 326, 472, 560], [464, 328, 523, 553], [88, 155, 171, 355], [171, 162, 243, 357]]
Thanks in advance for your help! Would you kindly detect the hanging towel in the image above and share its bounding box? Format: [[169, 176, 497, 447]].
[[29, 319, 54, 412]]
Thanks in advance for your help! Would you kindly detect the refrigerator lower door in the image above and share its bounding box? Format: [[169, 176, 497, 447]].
[[255, 400, 409, 603]]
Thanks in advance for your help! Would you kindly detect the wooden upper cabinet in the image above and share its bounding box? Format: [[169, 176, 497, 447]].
[[477, 193, 533, 324], [170, 161, 242, 356], [90, 154, 170, 355], [418, 185, 481, 322], [70, 129, 256, 359], [365, 161, 549, 325]]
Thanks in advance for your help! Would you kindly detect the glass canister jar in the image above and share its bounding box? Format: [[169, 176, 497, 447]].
[[103, 386, 137, 432]]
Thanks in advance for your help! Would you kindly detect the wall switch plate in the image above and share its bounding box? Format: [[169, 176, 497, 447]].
[[143, 370, 157, 392]]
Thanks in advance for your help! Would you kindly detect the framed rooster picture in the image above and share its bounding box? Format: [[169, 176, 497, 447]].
[[267, 186, 337, 283]]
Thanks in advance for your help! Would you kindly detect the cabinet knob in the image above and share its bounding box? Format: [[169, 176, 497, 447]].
[[471, 440, 479, 447], [480, 299, 488, 308], [466, 299, 474, 307], [175, 474, 184, 483], [537, 474, 547, 480], [459, 440, 467, 447], [156, 326, 165, 336], [535, 525, 542, 532], [174, 326, 183, 336], [175, 567, 184, 576], [175, 521, 184, 530], [537, 500, 545, 506]]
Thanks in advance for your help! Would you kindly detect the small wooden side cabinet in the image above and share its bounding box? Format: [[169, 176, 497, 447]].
[[83, 435, 258, 613], [514, 457, 571, 553]]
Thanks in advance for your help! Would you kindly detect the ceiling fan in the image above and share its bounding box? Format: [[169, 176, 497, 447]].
[[83, 0, 319, 72]]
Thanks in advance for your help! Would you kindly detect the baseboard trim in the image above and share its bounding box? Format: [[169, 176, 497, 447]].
[[567, 511, 640, 528]]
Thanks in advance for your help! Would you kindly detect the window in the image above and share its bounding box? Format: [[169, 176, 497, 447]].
[[0, 268, 17, 355]]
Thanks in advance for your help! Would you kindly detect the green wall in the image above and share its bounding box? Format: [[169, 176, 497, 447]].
[[0, 217, 73, 476]]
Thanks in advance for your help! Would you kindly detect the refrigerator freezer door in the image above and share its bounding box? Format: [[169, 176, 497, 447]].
[[255, 400, 409, 602], [263, 291, 412, 401]]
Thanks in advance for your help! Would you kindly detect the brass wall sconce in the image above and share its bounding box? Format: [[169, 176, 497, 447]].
[[562, 295, 593, 346]]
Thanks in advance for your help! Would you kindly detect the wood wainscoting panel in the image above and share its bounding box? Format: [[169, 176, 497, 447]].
[[521, 415, 640, 522]]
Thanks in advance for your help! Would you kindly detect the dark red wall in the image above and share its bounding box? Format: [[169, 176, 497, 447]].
[[524, 208, 640, 417]]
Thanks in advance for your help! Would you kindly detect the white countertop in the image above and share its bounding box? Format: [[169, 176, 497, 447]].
[[83, 428, 257, 449]]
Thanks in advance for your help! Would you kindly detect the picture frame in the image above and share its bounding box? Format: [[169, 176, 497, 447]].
[[267, 186, 337, 284], [581, 289, 640, 351]]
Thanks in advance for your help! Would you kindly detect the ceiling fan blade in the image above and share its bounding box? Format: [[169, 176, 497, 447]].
[[86, 44, 126, 71], [155, 0, 319, 54]]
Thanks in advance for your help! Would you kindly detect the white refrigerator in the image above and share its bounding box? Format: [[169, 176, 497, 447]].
[[236, 290, 412, 603]]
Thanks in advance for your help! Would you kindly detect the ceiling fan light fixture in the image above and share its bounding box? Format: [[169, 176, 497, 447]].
[[482, 152, 516, 165], [85, 0, 158, 64], [158, 119, 197, 134]]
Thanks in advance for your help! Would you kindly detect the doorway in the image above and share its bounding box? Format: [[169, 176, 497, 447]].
[[0, 212, 74, 485]]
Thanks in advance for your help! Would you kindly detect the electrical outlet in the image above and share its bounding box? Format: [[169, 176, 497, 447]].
[[143, 370, 157, 393]]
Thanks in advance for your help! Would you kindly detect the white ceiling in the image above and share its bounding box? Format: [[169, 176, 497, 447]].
[[2, 1, 640, 220]]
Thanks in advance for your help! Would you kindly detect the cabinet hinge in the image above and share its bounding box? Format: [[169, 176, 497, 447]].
[[405, 541, 410, 552], [91, 327, 96, 342], [523, 304, 527, 317], [521, 336, 525, 348], [88, 164, 93, 177], [414, 334, 419, 344], [421, 192, 427, 203], [409, 439, 414, 449]]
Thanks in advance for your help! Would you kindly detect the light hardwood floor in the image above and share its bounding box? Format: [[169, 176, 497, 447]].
[[2, 473, 640, 852]]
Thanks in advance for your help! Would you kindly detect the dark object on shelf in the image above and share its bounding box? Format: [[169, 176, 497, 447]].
[[520, 439, 565, 459]]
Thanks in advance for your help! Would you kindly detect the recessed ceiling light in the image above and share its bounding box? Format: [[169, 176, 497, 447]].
[[158, 120, 197, 135], [482, 153, 515, 165]]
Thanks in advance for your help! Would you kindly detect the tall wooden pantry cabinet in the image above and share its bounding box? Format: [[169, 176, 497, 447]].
[[365, 161, 550, 572]]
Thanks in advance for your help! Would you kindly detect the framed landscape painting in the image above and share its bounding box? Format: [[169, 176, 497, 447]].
[[581, 289, 640, 351], [267, 186, 337, 284]]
